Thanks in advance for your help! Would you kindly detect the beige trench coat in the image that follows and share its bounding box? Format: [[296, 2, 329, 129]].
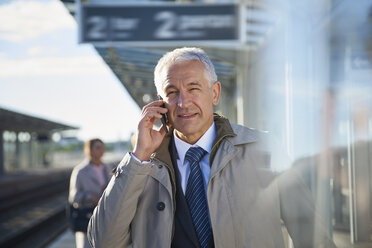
[[88, 118, 335, 248]]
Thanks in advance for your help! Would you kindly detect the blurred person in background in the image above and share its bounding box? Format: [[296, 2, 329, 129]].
[[69, 138, 111, 248]]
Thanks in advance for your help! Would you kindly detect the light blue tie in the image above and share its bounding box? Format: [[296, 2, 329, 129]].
[[185, 146, 211, 248]]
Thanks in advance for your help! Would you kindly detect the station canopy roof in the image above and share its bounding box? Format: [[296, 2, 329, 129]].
[[95, 46, 236, 107], [0, 107, 78, 133]]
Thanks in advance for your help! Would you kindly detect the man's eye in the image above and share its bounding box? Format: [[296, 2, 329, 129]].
[[166, 91, 177, 96]]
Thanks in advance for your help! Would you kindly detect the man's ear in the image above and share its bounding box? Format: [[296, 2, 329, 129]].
[[212, 81, 221, 105]]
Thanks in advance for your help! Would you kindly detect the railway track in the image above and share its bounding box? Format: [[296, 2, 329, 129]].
[[0, 169, 72, 248]]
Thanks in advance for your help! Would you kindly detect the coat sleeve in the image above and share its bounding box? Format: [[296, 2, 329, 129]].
[[87, 153, 154, 248], [278, 166, 337, 248], [68, 166, 88, 206]]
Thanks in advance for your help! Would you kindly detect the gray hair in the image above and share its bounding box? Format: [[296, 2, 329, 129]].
[[154, 47, 218, 96]]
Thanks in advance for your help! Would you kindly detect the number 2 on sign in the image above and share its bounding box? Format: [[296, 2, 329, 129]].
[[154, 11, 177, 39], [87, 16, 107, 39]]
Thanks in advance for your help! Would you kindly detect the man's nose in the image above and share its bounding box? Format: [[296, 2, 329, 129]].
[[177, 91, 191, 108]]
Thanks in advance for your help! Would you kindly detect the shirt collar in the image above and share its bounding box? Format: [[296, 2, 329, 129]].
[[174, 122, 216, 166]]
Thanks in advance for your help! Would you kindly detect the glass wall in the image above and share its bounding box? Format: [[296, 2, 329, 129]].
[[243, 0, 372, 246]]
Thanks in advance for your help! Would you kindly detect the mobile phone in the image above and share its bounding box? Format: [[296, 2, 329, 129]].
[[158, 96, 169, 133]]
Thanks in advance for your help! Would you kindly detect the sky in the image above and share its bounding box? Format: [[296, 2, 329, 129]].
[[0, 0, 141, 142]]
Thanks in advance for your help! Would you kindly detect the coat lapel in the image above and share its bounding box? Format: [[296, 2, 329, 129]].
[[152, 134, 177, 200], [209, 118, 259, 180], [209, 142, 239, 180]]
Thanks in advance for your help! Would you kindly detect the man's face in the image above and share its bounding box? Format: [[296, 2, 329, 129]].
[[161, 60, 221, 144]]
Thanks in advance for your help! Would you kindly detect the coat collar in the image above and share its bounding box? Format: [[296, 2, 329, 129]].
[[152, 113, 260, 164], [213, 113, 259, 145], [210, 114, 259, 162]]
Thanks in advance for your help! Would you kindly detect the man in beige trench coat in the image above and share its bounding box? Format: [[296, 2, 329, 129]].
[[88, 47, 336, 248]]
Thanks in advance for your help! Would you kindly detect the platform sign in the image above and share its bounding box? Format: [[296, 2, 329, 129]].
[[78, 2, 239, 45]]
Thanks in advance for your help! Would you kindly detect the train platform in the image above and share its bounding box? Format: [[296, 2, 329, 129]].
[[47, 229, 75, 248]]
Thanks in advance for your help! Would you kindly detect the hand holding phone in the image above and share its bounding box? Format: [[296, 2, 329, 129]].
[[133, 99, 169, 161]]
